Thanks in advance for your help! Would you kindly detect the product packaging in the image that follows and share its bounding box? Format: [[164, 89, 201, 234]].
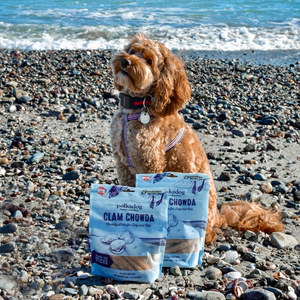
[[89, 184, 168, 283], [136, 172, 209, 267]]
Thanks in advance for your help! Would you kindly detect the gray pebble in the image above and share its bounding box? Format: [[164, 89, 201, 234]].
[[270, 232, 298, 249], [0, 223, 18, 233], [79, 284, 88, 296], [28, 152, 44, 163], [205, 266, 222, 280], [253, 173, 267, 181], [0, 242, 16, 253], [243, 287, 276, 300], [232, 129, 245, 137], [170, 265, 182, 276], [55, 219, 73, 230], [64, 287, 78, 295], [194, 291, 226, 300], [124, 291, 139, 299], [62, 170, 80, 180]]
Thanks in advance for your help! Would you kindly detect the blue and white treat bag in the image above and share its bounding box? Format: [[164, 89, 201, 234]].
[[89, 185, 168, 283], [136, 173, 209, 268]]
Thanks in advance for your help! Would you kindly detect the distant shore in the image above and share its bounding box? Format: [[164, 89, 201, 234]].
[[177, 49, 300, 66]]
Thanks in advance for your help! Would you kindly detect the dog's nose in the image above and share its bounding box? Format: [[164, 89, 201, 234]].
[[121, 58, 130, 69]]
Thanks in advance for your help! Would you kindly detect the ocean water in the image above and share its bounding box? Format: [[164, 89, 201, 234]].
[[0, 0, 300, 52]]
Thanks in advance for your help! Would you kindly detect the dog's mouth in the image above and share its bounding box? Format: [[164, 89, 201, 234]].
[[120, 70, 129, 76]]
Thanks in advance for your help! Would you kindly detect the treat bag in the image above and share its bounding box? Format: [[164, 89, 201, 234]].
[[136, 173, 209, 268], [89, 185, 168, 283]]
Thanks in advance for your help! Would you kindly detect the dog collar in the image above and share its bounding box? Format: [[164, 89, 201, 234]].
[[119, 93, 152, 109]]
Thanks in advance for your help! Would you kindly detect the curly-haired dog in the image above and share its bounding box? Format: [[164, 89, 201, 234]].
[[110, 34, 283, 244]]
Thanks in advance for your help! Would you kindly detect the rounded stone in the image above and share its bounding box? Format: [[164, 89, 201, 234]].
[[205, 266, 222, 280], [0, 242, 16, 253], [0, 223, 18, 233], [243, 288, 276, 300], [260, 182, 273, 193], [223, 271, 242, 281], [170, 265, 182, 276]]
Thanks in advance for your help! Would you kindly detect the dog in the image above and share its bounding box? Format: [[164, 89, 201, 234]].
[[110, 34, 284, 244]]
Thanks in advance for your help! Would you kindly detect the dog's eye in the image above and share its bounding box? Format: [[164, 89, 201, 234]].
[[130, 50, 135, 55], [146, 59, 152, 65]]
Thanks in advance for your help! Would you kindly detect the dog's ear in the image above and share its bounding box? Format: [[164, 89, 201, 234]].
[[151, 44, 191, 117]]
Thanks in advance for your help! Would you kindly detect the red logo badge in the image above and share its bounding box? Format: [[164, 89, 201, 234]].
[[142, 176, 151, 181], [97, 186, 106, 196]]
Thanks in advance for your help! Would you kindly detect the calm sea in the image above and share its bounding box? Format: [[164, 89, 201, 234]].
[[0, 0, 299, 51]]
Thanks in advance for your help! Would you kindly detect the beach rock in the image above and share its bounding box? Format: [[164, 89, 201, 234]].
[[0, 223, 18, 234], [55, 219, 73, 230], [243, 288, 276, 300], [62, 170, 80, 180], [27, 181, 35, 192], [79, 284, 88, 296], [0, 275, 17, 290], [0, 242, 16, 253], [270, 232, 298, 249], [223, 271, 242, 281], [28, 151, 44, 163], [219, 172, 231, 181], [170, 265, 182, 276], [0, 157, 9, 165], [19, 270, 28, 283], [205, 266, 222, 280], [194, 291, 226, 300], [253, 173, 267, 181], [243, 190, 263, 202], [232, 129, 245, 137], [260, 182, 273, 193], [124, 291, 139, 299]]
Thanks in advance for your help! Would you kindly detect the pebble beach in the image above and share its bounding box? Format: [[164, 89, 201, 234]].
[[1, 48, 300, 300]]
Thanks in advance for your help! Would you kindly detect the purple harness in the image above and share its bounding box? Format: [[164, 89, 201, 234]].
[[121, 112, 185, 168]]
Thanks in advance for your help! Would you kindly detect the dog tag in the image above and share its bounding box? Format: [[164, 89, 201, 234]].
[[139, 112, 150, 124]]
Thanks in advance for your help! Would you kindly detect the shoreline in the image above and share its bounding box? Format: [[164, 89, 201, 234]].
[[1, 48, 300, 67]]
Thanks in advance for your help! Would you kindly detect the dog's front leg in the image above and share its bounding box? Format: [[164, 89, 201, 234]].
[[115, 160, 136, 187]]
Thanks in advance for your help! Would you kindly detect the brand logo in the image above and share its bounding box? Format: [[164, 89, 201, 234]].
[[117, 203, 143, 211], [97, 186, 106, 196], [142, 176, 151, 181]]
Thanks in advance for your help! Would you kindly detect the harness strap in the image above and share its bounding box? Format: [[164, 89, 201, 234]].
[[121, 113, 134, 167], [121, 113, 185, 168], [165, 127, 185, 152]]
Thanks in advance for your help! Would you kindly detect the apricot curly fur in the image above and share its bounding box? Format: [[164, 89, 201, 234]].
[[110, 34, 283, 244]]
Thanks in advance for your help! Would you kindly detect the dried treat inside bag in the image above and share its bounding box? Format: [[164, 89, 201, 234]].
[[89, 185, 168, 283], [136, 172, 209, 268]]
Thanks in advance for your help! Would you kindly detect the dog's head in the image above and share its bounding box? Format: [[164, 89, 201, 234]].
[[111, 34, 191, 117]]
